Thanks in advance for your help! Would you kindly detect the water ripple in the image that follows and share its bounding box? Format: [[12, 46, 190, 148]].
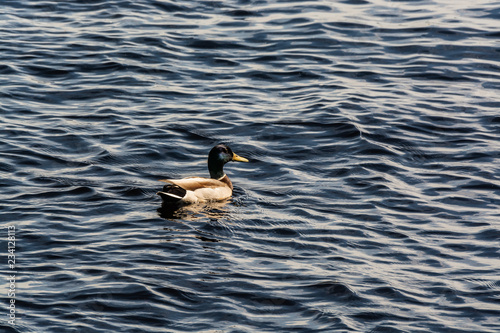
[[1, 0, 500, 332]]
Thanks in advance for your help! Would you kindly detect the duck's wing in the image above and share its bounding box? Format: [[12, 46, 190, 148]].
[[159, 177, 228, 191]]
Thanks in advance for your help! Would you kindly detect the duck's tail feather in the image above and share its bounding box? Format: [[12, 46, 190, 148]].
[[157, 184, 186, 203]]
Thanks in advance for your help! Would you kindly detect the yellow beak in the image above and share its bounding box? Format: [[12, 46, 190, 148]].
[[232, 153, 249, 162]]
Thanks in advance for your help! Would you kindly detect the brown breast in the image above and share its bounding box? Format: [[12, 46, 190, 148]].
[[218, 174, 233, 190]]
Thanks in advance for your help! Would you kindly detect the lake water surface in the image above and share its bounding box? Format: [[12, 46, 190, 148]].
[[1, 0, 500, 332]]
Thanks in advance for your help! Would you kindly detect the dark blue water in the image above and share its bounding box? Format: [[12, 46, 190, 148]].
[[1, 0, 500, 332]]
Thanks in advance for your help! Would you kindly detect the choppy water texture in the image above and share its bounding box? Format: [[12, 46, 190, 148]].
[[1, 0, 500, 332]]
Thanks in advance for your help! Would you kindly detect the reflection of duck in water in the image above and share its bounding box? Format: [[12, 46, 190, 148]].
[[157, 144, 248, 206], [157, 199, 231, 220]]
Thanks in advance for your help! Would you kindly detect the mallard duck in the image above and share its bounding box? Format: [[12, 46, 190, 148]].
[[157, 144, 248, 205]]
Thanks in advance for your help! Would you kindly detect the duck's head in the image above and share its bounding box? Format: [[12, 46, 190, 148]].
[[208, 144, 248, 179]]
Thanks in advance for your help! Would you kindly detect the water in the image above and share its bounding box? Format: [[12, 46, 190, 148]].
[[1, 0, 500, 332]]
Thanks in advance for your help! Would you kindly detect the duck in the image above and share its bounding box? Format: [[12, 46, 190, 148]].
[[157, 144, 248, 205]]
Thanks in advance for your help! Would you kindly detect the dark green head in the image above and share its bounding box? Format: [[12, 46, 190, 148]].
[[208, 144, 248, 179]]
